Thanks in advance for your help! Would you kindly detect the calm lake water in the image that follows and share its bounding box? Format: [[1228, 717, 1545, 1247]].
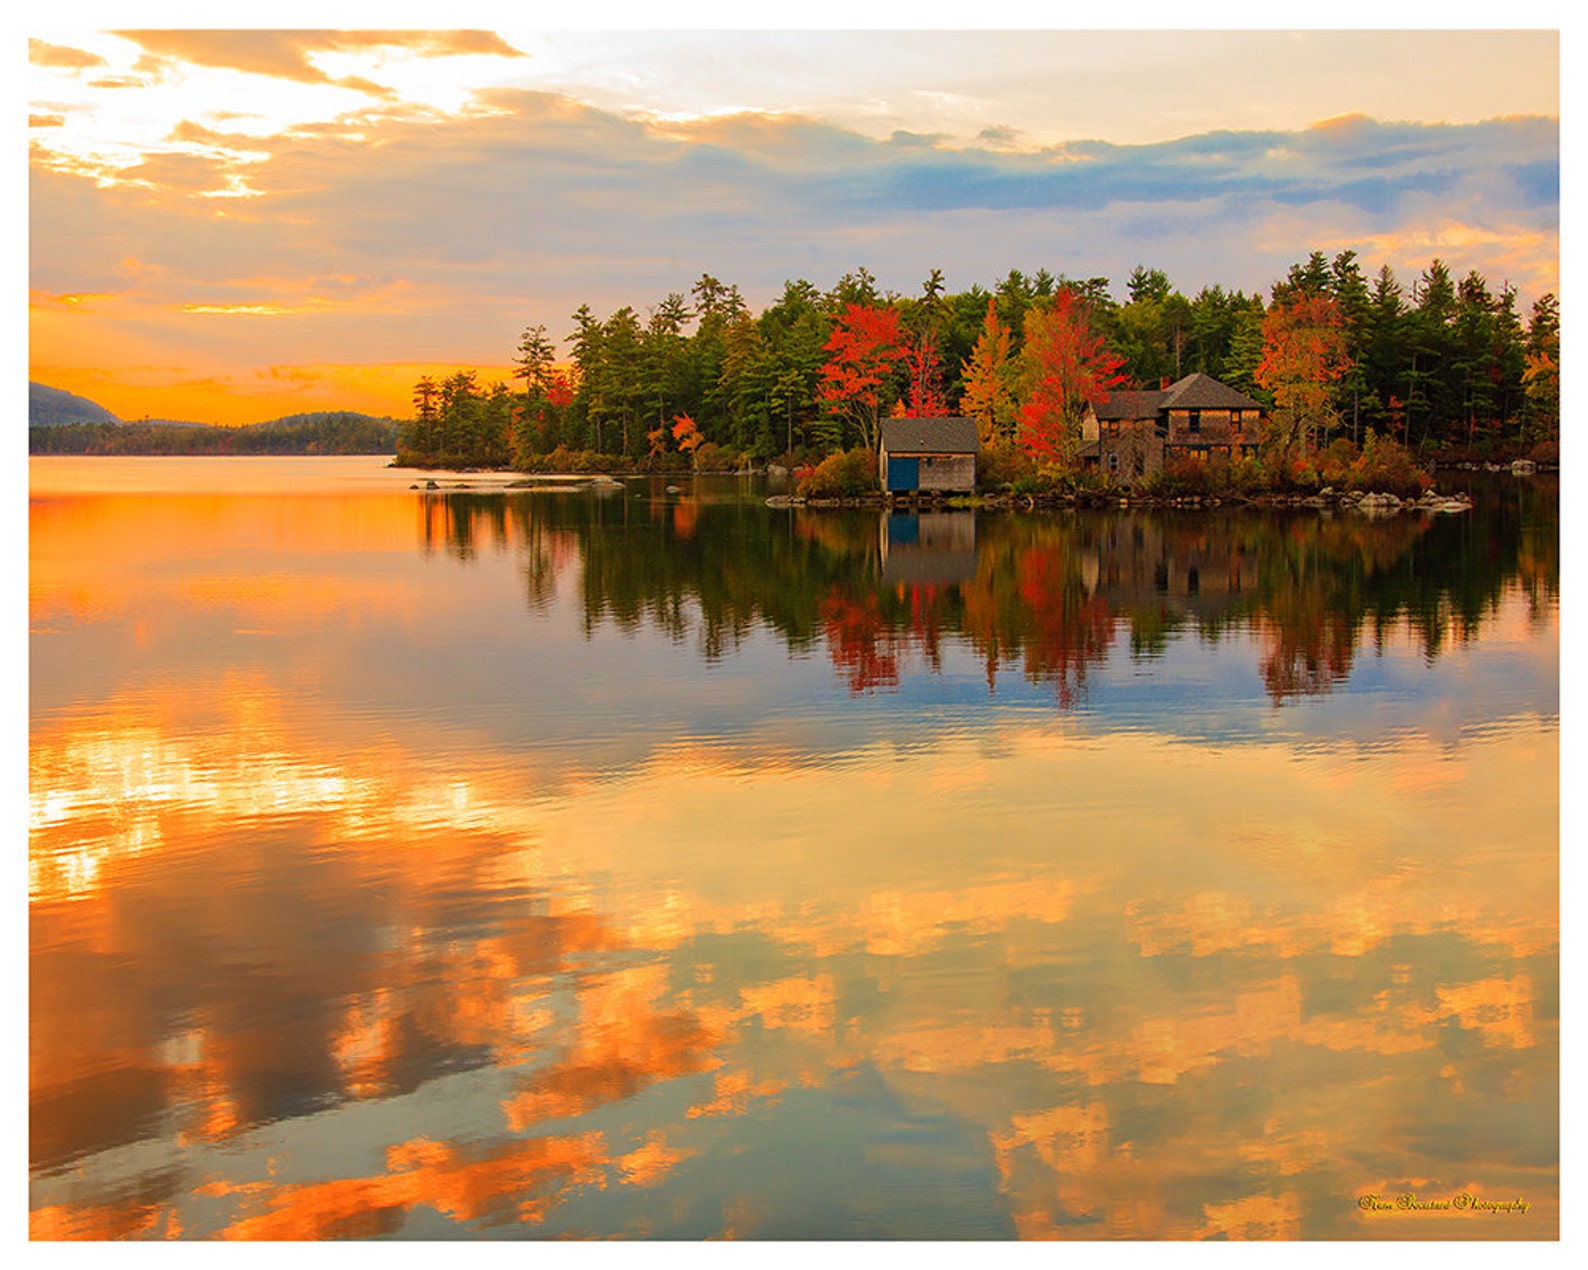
[[29, 455, 1559, 1240]]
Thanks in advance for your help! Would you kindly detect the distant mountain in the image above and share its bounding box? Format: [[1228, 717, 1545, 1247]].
[[30, 382, 120, 426]]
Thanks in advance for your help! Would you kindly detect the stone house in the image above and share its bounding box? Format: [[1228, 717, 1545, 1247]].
[[1079, 373, 1264, 483], [879, 417, 979, 493]]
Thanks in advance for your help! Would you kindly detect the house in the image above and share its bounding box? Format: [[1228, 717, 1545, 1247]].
[[879, 417, 979, 494], [1079, 373, 1263, 483]]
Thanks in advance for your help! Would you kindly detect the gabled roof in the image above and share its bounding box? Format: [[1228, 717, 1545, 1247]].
[[1089, 374, 1265, 420], [1159, 372, 1264, 412], [880, 416, 979, 454], [1092, 390, 1165, 421]]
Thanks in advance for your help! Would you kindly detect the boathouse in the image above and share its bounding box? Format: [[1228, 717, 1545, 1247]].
[[879, 416, 979, 493]]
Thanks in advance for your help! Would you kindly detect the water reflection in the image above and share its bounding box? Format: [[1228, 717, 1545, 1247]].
[[416, 478, 1558, 707], [29, 462, 1557, 1240]]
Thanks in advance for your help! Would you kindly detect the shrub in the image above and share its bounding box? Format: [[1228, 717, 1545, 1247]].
[[977, 440, 1038, 491], [1227, 455, 1266, 493], [1318, 437, 1359, 487], [797, 447, 879, 497], [1350, 432, 1433, 497], [1288, 456, 1322, 491], [521, 445, 608, 473], [1001, 462, 1108, 497], [1141, 454, 1224, 498], [1253, 449, 1320, 493], [691, 441, 727, 471]]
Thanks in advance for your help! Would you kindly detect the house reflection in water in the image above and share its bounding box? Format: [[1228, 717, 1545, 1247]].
[[880, 512, 977, 589], [880, 509, 1257, 619], [1078, 517, 1257, 622]]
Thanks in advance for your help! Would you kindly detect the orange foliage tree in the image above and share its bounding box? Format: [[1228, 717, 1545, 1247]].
[[1254, 293, 1353, 458], [1014, 287, 1127, 463], [817, 303, 906, 450], [671, 412, 703, 464], [959, 298, 1018, 444]]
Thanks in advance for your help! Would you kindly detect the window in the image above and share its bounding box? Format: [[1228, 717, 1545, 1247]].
[[1188, 409, 1201, 434], [1108, 452, 1119, 472]]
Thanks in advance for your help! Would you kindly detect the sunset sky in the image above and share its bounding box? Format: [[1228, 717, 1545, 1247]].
[[27, 12, 1563, 425]]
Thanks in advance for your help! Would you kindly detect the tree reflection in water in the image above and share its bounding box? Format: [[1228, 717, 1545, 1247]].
[[418, 475, 1557, 706]]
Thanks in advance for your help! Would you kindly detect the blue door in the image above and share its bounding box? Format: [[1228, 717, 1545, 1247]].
[[886, 456, 918, 491]]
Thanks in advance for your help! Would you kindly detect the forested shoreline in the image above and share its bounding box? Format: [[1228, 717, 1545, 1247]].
[[397, 253, 1561, 488], [29, 411, 402, 456]]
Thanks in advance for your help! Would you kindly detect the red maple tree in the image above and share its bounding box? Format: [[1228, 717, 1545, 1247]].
[[900, 328, 949, 417], [817, 303, 906, 449], [1015, 287, 1127, 462]]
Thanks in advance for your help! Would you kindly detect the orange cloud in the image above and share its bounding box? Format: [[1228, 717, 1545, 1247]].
[[114, 30, 525, 92], [29, 39, 106, 70], [219, 1132, 607, 1239], [616, 1132, 695, 1188], [1197, 1191, 1303, 1240]]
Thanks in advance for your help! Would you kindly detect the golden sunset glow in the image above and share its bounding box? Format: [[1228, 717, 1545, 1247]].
[[28, 662, 1559, 1237], [28, 26, 1558, 425]]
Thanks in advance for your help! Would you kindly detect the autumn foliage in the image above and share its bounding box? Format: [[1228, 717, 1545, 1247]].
[[795, 447, 878, 497], [817, 303, 906, 450], [900, 328, 949, 417], [671, 412, 703, 454], [1254, 293, 1353, 457], [1014, 288, 1127, 462], [387, 253, 1557, 475], [958, 299, 1018, 444]]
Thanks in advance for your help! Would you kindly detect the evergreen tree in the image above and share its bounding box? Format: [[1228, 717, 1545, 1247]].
[[1521, 292, 1560, 446]]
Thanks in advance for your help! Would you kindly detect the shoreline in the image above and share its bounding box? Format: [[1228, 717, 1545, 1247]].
[[776, 487, 1482, 516]]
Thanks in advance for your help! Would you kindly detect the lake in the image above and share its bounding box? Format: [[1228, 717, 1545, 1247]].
[[28, 455, 1559, 1240]]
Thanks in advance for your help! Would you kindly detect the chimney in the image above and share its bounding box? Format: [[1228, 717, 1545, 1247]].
[[1160, 377, 1171, 390]]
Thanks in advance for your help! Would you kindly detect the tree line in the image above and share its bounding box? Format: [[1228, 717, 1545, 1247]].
[[397, 254, 1560, 472], [29, 412, 403, 456]]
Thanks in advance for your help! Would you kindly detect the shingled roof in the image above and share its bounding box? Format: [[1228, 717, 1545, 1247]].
[[1159, 372, 1264, 412], [880, 416, 980, 454], [1092, 390, 1167, 421], [1090, 374, 1264, 421]]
